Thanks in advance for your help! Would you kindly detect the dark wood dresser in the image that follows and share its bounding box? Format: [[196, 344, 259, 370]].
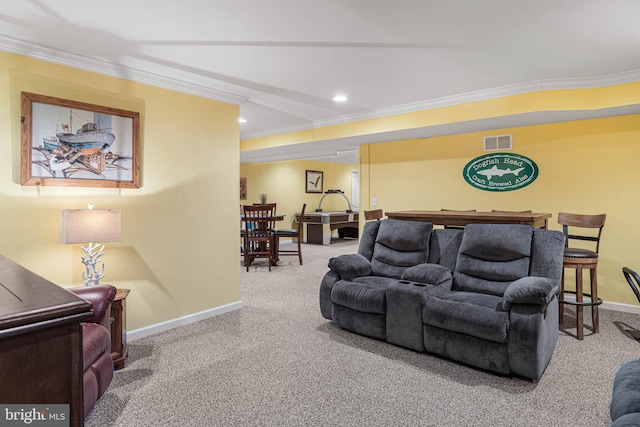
[[0, 256, 92, 427]]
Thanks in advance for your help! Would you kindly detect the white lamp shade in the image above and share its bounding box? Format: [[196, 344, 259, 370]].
[[59, 209, 121, 244]]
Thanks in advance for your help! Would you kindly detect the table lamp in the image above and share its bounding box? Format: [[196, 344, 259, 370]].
[[59, 205, 121, 286]]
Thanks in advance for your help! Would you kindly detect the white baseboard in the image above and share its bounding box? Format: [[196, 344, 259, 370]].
[[127, 300, 243, 341], [126, 299, 639, 342], [601, 301, 640, 315]]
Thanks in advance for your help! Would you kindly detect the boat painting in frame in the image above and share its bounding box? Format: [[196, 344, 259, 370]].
[[21, 92, 140, 188]]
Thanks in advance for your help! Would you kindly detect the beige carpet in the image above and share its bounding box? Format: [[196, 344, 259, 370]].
[[86, 239, 640, 426]]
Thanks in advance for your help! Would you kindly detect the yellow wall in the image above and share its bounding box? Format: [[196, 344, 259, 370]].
[[0, 52, 240, 330], [242, 78, 640, 308], [240, 160, 356, 233], [364, 114, 640, 306]]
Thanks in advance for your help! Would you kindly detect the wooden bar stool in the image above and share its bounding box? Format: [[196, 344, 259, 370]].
[[558, 212, 606, 340]]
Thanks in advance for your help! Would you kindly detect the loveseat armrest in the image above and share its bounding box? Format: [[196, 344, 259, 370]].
[[328, 254, 372, 280], [502, 277, 556, 311], [401, 263, 452, 288], [68, 285, 117, 328]]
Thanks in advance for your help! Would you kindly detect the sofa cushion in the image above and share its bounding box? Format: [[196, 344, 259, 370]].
[[331, 280, 387, 314], [91, 352, 115, 397], [453, 224, 533, 296], [611, 412, 640, 427], [441, 291, 504, 311], [81, 323, 111, 371], [370, 220, 433, 278], [611, 359, 640, 423], [401, 263, 452, 286], [328, 254, 372, 280], [427, 228, 464, 271], [423, 295, 509, 343], [68, 285, 117, 329], [83, 369, 99, 420], [357, 220, 381, 260], [530, 228, 566, 284], [353, 276, 402, 288], [423, 324, 510, 375]]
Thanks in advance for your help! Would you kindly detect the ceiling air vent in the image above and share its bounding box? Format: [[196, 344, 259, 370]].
[[483, 134, 512, 151]]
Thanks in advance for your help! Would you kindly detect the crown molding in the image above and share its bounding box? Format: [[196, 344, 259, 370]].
[[0, 35, 247, 105], [241, 122, 316, 141], [538, 69, 640, 90], [313, 70, 640, 129], [241, 103, 640, 164], [3, 34, 638, 140], [243, 69, 640, 140]]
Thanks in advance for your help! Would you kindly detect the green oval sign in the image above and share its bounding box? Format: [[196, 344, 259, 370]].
[[463, 153, 538, 192]]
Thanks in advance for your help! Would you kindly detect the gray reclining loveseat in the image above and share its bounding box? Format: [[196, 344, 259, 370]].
[[320, 219, 565, 380]]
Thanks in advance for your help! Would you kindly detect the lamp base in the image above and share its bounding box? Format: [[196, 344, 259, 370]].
[[81, 242, 106, 286]]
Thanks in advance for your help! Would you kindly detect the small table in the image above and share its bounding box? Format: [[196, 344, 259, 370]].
[[111, 289, 130, 370]]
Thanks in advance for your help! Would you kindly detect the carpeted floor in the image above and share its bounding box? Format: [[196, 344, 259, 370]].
[[86, 239, 640, 426]]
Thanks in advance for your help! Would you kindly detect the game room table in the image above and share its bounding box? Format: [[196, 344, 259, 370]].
[[385, 210, 551, 228]]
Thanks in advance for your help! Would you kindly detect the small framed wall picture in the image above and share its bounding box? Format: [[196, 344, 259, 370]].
[[240, 177, 247, 200], [306, 170, 323, 193]]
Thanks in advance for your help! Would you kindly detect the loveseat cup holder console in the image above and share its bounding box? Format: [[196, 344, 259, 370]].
[[387, 280, 432, 351]]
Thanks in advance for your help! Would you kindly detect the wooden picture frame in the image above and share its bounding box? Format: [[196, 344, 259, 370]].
[[21, 92, 140, 188], [305, 170, 323, 193], [240, 177, 247, 200]]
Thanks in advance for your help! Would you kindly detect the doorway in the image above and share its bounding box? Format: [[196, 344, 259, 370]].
[[351, 170, 360, 211]]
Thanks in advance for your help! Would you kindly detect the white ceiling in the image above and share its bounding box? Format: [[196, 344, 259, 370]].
[[2, 1, 640, 164]]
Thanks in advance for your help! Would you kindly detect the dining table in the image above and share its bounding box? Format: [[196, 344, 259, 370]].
[[385, 210, 551, 229]]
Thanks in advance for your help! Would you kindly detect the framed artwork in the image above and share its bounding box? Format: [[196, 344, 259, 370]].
[[240, 177, 247, 200], [305, 170, 323, 193], [20, 92, 141, 188]]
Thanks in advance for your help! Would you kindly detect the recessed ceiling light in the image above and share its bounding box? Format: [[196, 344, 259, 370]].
[[333, 94, 348, 102], [238, 118, 247, 123]]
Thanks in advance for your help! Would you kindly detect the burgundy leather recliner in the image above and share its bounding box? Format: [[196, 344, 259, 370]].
[[68, 285, 117, 418]]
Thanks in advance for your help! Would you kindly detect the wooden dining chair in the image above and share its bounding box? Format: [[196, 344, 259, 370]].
[[253, 203, 277, 215], [275, 204, 306, 265], [622, 267, 640, 341], [243, 205, 276, 271], [240, 204, 246, 256], [491, 210, 532, 213], [623, 267, 640, 303], [253, 203, 277, 232], [364, 209, 384, 221], [441, 209, 476, 229]]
